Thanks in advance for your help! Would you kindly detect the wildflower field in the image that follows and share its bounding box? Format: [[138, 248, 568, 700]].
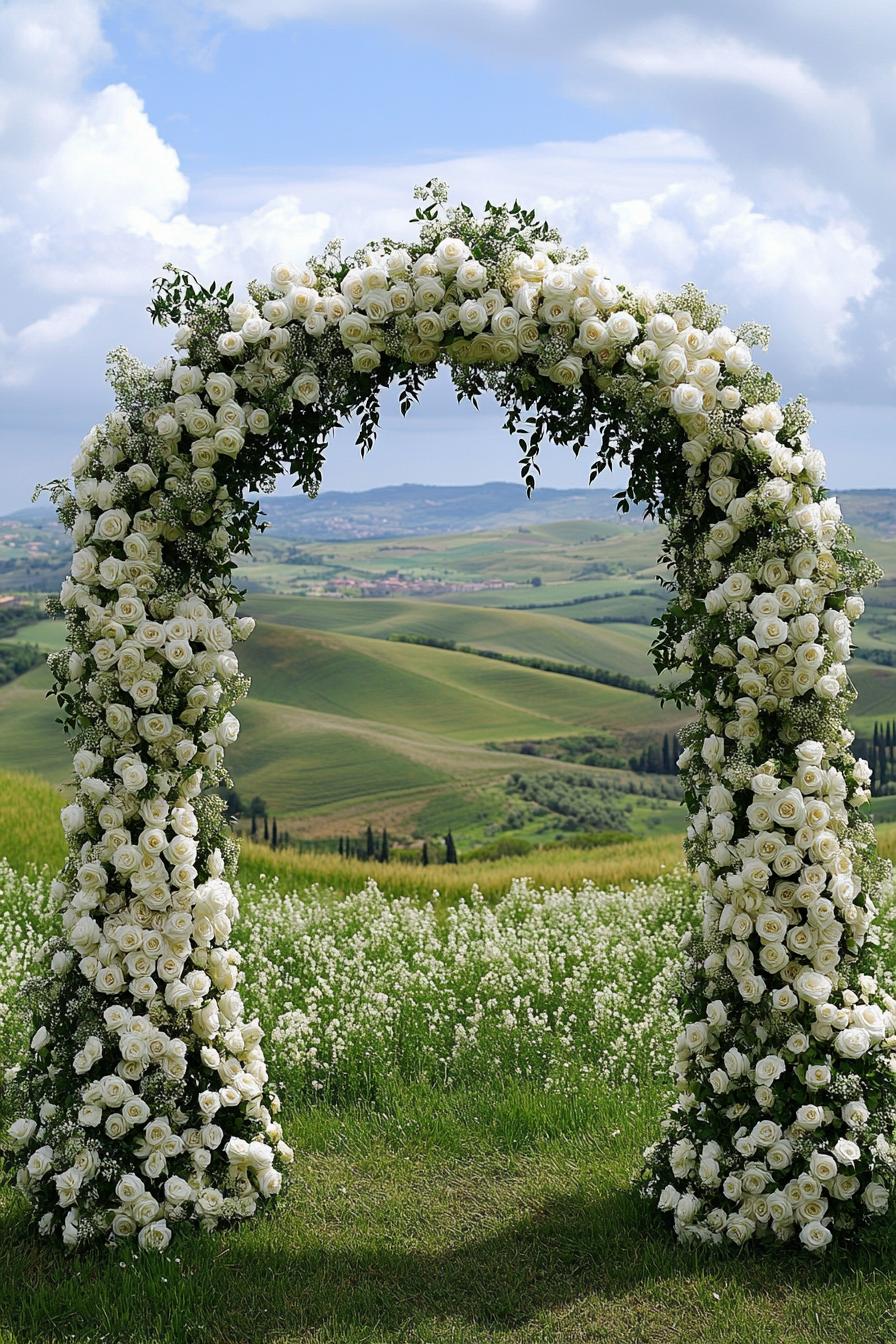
[[3, 770, 896, 1343]]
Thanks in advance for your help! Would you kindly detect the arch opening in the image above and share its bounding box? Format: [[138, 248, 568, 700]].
[[11, 187, 895, 1254]]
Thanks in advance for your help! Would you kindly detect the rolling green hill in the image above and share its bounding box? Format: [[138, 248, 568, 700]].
[[0, 664, 70, 779], [247, 596, 659, 681], [6, 490, 895, 854], [0, 619, 68, 652], [0, 616, 686, 844], [238, 621, 676, 741]]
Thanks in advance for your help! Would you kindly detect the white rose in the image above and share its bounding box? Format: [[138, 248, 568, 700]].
[[257, 1166, 282, 1198], [658, 1184, 680, 1212], [834, 1027, 870, 1059], [61, 803, 85, 835], [351, 344, 381, 373], [671, 384, 704, 417], [754, 615, 788, 648], [842, 1099, 870, 1129], [606, 311, 639, 345], [726, 1214, 755, 1246], [833, 1137, 861, 1165], [700, 735, 726, 771], [721, 573, 751, 603], [754, 1055, 786, 1086], [862, 1181, 889, 1214], [795, 971, 832, 1006], [725, 342, 753, 375], [8, 1118, 37, 1147], [799, 1220, 832, 1250], [549, 356, 583, 387], [458, 299, 488, 334], [456, 258, 487, 290], [138, 1219, 172, 1252], [577, 317, 608, 350], [434, 237, 470, 274], [217, 330, 244, 358], [94, 510, 131, 544]]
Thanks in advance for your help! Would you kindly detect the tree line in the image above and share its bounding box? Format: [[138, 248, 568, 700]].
[[220, 789, 460, 863], [388, 633, 658, 696], [854, 720, 896, 796]]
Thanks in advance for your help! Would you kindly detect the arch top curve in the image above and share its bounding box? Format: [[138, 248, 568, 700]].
[[14, 184, 896, 1255], [142, 180, 759, 518]]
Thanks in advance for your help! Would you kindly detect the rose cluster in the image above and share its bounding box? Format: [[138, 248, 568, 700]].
[[212, 237, 755, 406], [9, 401, 292, 1250], [641, 338, 896, 1245]]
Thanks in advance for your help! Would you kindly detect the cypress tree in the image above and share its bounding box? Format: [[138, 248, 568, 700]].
[[444, 831, 458, 864], [271, 818, 278, 851], [365, 824, 375, 858], [422, 841, 429, 866], [263, 814, 269, 842], [251, 813, 257, 838]]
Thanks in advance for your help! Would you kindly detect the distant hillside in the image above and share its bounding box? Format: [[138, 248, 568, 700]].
[[5, 485, 896, 550], [249, 482, 652, 540], [249, 487, 896, 541], [0, 614, 688, 841]]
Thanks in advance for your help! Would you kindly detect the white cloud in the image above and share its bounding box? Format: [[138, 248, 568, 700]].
[[0, 299, 103, 389], [0, 0, 890, 510], [0, 0, 110, 165], [36, 85, 189, 231], [592, 30, 833, 116], [19, 299, 102, 350], [137, 195, 332, 282], [204, 0, 539, 26], [584, 20, 876, 175]]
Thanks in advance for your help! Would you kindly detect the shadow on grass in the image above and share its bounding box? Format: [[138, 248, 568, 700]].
[[1, 1181, 885, 1344]]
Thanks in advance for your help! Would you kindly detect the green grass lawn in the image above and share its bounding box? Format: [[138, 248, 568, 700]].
[[7, 1082, 896, 1344]]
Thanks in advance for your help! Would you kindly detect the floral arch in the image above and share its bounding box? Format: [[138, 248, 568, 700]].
[[10, 183, 896, 1254]]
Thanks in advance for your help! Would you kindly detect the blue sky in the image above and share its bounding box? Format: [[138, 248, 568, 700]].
[[0, 1, 893, 511]]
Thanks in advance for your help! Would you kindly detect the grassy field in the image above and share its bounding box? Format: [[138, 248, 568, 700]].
[[0, 616, 687, 844], [247, 596, 659, 680], [237, 622, 677, 743], [3, 771, 896, 1343], [0, 665, 70, 780], [9, 1085, 896, 1344]]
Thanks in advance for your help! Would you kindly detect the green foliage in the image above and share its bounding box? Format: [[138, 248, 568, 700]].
[[0, 644, 43, 686], [464, 835, 534, 861], [147, 263, 234, 328], [505, 769, 631, 833]]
